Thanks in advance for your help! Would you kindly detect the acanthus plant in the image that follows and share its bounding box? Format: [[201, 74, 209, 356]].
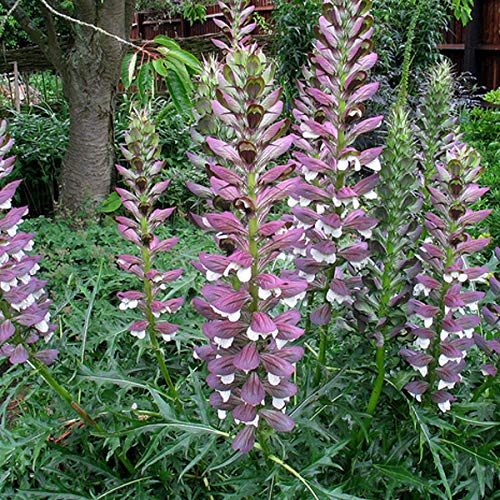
[[0, 120, 58, 367], [359, 105, 423, 417], [415, 60, 461, 179], [401, 142, 497, 412], [289, 0, 382, 374], [115, 109, 184, 401], [188, 0, 307, 453]]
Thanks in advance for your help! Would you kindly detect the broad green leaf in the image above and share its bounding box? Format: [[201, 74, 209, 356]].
[[153, 35, 182, 50], [164, 67, 193, 117], [159, 45, 202, 72], [127, 53, 138, 88], [98, 191, 122, 214], [136, 62, 153, 103], [152, 58, 167, 78], [165, 57, 193, 94], [121, 53, 136, 89]]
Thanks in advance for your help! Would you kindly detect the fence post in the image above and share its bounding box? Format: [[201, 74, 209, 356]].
[[13, 60, 20, 112], [463, 1, 481, 79]]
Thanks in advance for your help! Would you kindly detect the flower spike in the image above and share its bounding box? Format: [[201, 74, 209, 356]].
[[402, 142, 495, 412], [0, 120, 57, 366], [189, 0, 305, 453], [115, 110, 184, 394], [290, 0, 381, 348]]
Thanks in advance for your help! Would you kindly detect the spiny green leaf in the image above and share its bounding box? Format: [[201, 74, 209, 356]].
[[439, 438, 499, 467]]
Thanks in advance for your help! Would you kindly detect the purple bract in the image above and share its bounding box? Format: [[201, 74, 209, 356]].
[[0, 120, 57, 366]]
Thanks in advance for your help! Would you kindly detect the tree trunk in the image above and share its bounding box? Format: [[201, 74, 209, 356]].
[[58, 1, 133, 214], [59, 64, 117, 213]]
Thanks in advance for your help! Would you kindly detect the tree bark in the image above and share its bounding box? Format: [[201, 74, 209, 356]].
[[58, 0, 134, 213], [59, 66, 117, 213]]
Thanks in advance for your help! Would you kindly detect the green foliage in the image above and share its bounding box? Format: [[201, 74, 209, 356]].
[[449, 0, 474, 24], [483, 88, 500, 106], [272, 0, 322, 101], [0, 0, 44, 48], [122, 36, 201, 115], [1, 214, 497, 497], [372, 0, 449, 97], [460, 106, 500, 247], [5, 105, 69, 215], [183, 1, 207, 24]]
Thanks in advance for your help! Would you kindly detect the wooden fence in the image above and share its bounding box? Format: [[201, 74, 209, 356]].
[[130, 0, 275, 40], [439, 0, 500, 90], [132, 0, 500, 91], [1, 0, 499, 89]]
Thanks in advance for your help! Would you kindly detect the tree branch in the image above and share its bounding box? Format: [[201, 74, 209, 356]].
[[39, 0, 140, 51], [39, 4, 64, 70], [0, 0, 48, 50]]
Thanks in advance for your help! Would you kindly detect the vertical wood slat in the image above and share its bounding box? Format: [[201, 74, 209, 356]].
[[463, 1, 481, 75], [13, 61, 20, 112]]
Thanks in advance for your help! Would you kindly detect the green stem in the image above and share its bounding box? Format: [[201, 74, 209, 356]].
[[254, 442, 319, 500], [366, 345, 385, 416], [313, 327, 327, 386], [30, 357, 135, 474], [149, 324, 181, 411], [247, 171, 260, 310], [304, 291, 315, 337], [141, 242, 180, 411]]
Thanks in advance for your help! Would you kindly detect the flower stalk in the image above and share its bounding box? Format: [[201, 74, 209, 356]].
[[189, 0, 307, 453], [115, 110, 184, 406], [401, 143, 494, 411], [290, 0, 382, 374]]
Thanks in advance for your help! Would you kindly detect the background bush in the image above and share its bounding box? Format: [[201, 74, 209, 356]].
[[460, 106, 500, 247]]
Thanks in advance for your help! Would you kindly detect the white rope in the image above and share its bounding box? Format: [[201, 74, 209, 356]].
[[38, 0, 143, 51]]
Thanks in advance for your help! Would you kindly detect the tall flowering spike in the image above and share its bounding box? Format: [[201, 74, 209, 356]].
[[116, 110, 184, 347], [0, 120, 57, 366], [290, 0, 381, 326], [415, 60, 461, 177], [359, 106, 422, 345], [402, 143, 494, 412], [189, 0, 305, 453]]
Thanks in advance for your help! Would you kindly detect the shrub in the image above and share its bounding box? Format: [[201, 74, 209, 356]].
[[6, 106, 69, 215], [460, 106, 500, 247]]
